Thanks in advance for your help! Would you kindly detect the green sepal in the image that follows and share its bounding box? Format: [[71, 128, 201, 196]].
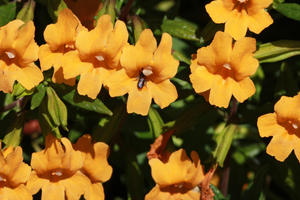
[[16, 0, 35, 23], [147, 107, 164, 138], [31, 84, 46, 110], [12, 83, 34, 99], [47, 0, 67, 21], [3, 114, 24, 147]]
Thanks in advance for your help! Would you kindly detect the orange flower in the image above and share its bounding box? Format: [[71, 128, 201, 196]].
[[64, 0, 103, 30], [39, 8, 86, 86], [0, 20, 43, 93], [205, 0, 273, 40], [63, 14, 128, 99], [26, 134, 91, 200], [257, 93, 300, 162], [145, 149, 205, 200], [189, 31, 258, 108], [108, 29, 179, 115], [0, 144, 32, 200], [73, 134, 113, 200]]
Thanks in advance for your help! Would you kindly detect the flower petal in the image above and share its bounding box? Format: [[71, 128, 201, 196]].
[[13, 185, 33, 200], [0, 66, 15, 93], [210, 31, 232, 66], [127, 86, 152, 116], [196, 46, 216, 73], [60, 138, 84, 172], [248, 10, 273, 34], [152, 33, 179, 82], [9, 162, 31, 187], [209, 76, 233, 108], [61, 172, 90, 200], [189, 65, 215, 93], [225, 9, 248, 40], [26, 171, 49, 195], [147, 80, 177, 109], [108, 69, 132, 97], [145, 185, 171, 200], [77, 68, 105, 99], [84, 183, 105, 200], [0, 20, 24, 50], [248, 0, 273, 14], [257, 113, 287, 138], [231, 77, 256, 103], [41, 182, 65, 200], [205, 0, 232, 23], [63, 51, 92, 79], [274, 94, 300, 120], [39, 44, 62, 71]]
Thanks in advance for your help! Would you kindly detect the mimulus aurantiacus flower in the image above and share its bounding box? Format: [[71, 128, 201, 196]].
[[257, 93, 300, 162], [73, 134, 112, 200], [39, 8, 86, 86], [0, 144, 32, 200], [26, 134, 91, 200], [0, 20, 43, 93], [205, 0, 273, 40], [63, 14, 128, 99], [189, 31, 258, 108], [145, 149, 205, 200], [108, 29, 179, 115]]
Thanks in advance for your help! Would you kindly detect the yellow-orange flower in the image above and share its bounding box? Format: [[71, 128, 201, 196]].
[[73, 134, 112, 200], [39, 8, 86, 86], [26, 134, 91, 200], [257, 93, 300, 162], [63, 14, 128, 99], [0, 20, 43, 93], [205, 0, 273, 40], [0, 144, 32, 200], [108, 29, 179, 116], [189, 31, 258, 108], [145, 149, 205, 200]]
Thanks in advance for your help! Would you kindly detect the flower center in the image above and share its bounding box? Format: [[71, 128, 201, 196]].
[[0, 175, 6, 182], [5, 51, 15, 59], [65, 44, 74, 49], [95, 55, 105, 61], [51, 170, 63, 177], [288, 120, 299, 130], [137, 67, 153, 89], [142, 67, 153, 76], [223, 63, 231, 70]]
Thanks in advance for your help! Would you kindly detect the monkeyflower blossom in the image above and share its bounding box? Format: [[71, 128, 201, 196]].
[[145, 149, 205, 200], [189, 31, 258, 108], [63, 14, 128, 99], [39, 8, 86, 86], [73, 134, 113, 200], [109, 29, 179, 115], [257, 93, 300, 162], [0, 144, 32, 200], [26, 134, 91, 200], [205, 0, 273, 40], [0, 20, 43, 93]]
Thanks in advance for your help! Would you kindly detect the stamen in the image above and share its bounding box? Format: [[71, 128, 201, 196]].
[[142, 67, 153, 76], [192, 186, 200, 193], [65, 44, 74, 49], [292, 123, 298, 129], [238, 0, 246, 2], [52, 171, 63, 176], [95, 55, 105, 61], [223, 63, 231, 70], [5, 51, 15, 59], [0, 175, 6, 182]]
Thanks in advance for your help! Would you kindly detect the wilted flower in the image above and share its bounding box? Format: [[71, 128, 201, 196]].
[[257, 93, 300, 162], [0, 20, 43, 93], [109, 29, 179, 115], [145, 149, 205, 200], [63, 14, 128, 99], [73, 134, 113, 200], [0, 144, 32, 200], [189, 31, 258, 108], [205, 0, 273, 40]]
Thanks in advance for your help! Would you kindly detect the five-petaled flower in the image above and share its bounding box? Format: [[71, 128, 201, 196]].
[[63, 14, 128, 99], [39, 8, 86, 86], [26, 134, 91, 200], [205, 0, 273, 40], [145, 149, 205, 200], [0, 20, 43, 93], [73, 134, 113, 200], [0, 143, 32, 200], [189, 31, 258, 108], [257, 93, 300, 162], [108, 29, 179, 116]]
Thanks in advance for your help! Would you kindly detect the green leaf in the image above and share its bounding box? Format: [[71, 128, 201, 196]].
[[31, 84, 46, 110], [46, 87, 68, 130], [273, 3, 300, 21], [0, 2, 16, 26], [210, 184, 230, 200], [62, 89, 113, 116], [255, 40, 300, 63], [16, 0, 35, 23], [213, 123, 237, 167], [12, 83, 34, 98], [3, 115, 24, 147], [161, 17, 199, 41], [173, 50, 191, 65], [147, 107, 164, 138]]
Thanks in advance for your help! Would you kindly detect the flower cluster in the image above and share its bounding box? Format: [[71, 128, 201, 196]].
[[0, 134, 112, 200]]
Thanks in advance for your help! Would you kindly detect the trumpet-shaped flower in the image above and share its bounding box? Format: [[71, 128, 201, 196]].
[[145, 149, 205, 200], [0, 144, 32, 200], [73, 134, 113, 200], [205, 0, 273, 40], [26, 134, 91, 200], [0, 20, 43, 93], [189, 31, 258, 108], [108, 29, 179, 115], [63, 14, 128, 99], [39, 8, 86, 86], [257, 93, 300, 162]]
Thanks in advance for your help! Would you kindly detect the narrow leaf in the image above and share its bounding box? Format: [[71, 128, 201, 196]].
[[3, 115, 24, 147], [147, 107, 164, 138]]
